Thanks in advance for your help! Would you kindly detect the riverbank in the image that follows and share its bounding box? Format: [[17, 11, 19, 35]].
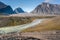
[[0, 15, 55, 27], [0, 19, 46, 34], [0, 17, 34, 27], [22, 16, 60, 32]]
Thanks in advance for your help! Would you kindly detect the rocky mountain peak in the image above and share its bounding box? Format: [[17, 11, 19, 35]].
[[14, 7, 25, 13], [42, 2, 49, 5], [41, 2, 50, 7], [31, 2, 60, 15], [0, 1, 14, 15], [0, 1, 7, 9]]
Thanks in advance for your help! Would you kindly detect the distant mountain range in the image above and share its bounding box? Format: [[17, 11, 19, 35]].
[[31, 2, 60, 15], [0, 1, 25, 15], [0, 2, 14, 15], [0, 1, 60, 15], [14, 7, 25, 13]]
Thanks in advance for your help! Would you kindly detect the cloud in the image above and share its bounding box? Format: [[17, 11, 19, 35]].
[[44, 0, 51, 2]]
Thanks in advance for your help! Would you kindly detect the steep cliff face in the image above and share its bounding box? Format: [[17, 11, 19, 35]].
[[14, 7, 25, 13], [0, 2, 14, 15], [31, 2, 60, 15]]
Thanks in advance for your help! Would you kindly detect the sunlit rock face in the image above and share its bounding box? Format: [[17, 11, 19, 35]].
[[14, 7, 25, 13], [31, 2, 60, 15], [0, 1, 14, 15]]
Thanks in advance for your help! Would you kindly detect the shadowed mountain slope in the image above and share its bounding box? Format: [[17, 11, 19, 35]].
[[0, 1, 14, 15], [14, 7, 25, 13]]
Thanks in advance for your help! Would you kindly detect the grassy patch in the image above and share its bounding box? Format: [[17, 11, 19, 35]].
[[22, 16, 60, 32], [0, 17, 34, 27], [0, 16, 55, 27]]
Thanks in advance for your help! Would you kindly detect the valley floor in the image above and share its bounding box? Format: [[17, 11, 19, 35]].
[[22, 16, 60, 32], [0, 15, 60, 40]]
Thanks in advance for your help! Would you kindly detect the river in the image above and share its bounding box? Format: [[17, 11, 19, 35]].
[[0, 19, 45, 34]]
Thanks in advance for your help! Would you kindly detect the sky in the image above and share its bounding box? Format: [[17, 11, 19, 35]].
[[0, 0, 60, 12]]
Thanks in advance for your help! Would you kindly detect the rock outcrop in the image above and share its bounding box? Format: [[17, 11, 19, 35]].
[[21, 30, 60, 40], [0, 30, 60, 40], [31, 2, 60, 15]]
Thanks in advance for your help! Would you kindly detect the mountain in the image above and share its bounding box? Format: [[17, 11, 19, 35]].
[[14, 7, 25, 13], [31, 2, 60, 15], [0, 2, 14, 15], [0, 1, 7, 9]]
